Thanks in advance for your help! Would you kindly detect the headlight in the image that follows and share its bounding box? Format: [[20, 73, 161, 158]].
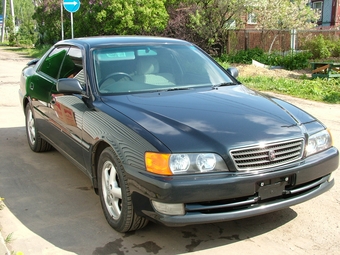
[[305, 129, 333, 157], [145, 152, 228, 175]]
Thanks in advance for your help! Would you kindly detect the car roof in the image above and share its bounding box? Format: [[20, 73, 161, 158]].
[[56, 36, 192, 49]]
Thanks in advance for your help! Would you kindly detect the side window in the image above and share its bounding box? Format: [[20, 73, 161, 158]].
[[39, 47, 70, 79], [59, 47, 85, 85]]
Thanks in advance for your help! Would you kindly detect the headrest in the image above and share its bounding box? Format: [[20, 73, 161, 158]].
[[137, 57, 159, 75]]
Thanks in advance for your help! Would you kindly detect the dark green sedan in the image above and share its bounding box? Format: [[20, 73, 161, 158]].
[[19, 36, 339, 233]]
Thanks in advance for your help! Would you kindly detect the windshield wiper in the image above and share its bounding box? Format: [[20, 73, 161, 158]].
[[212, 82, 237, 89], [158, 87, 192, 92]]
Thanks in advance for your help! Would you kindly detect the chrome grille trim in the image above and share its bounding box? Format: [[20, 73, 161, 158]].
[[230, 139, 304, 171]]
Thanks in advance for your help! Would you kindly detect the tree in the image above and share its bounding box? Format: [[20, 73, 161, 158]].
[[251, 0, 319, 30], [33, 0, 169, 44], [163, 2, 198, 43], [163, 0, 253, 55], [249, 0, 320, 52], [33, 0, 65, 45], [163, 0, 320, 55], [14, 0, 37, 45], [75, 0, 168, 36]]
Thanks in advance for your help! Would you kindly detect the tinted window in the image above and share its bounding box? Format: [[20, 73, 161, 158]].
[[39, 47, 69, 79], [59, 47, 85, 85]]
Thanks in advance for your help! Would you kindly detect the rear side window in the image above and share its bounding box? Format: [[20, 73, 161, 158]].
[[39, 47, 70, 79]]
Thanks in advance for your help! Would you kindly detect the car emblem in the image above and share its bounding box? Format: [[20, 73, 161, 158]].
[[268, 150, 276, 161]]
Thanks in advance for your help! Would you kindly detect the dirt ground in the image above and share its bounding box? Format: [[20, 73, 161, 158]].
[[236, 63, 311, 79], [0, 47, 339, 255]]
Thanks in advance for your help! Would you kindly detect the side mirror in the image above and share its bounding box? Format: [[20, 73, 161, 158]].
[[57, 78, 83, 94], [27, 58, 39, 66], [226, 67, 239, 79]]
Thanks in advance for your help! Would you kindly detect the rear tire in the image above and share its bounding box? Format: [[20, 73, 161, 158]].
[[25, 104, 52, 152], [97, 147, 148, 233]]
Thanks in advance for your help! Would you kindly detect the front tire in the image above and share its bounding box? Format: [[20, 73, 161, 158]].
[[25, 104, 52, 152], [97, 147, 148, 232]]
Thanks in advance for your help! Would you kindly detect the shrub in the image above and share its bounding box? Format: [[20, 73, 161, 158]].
[[278, 51, 312, 70], [217, 49, 312, 70], [222, 47, 265, 64], [302, 35, 332, 59]]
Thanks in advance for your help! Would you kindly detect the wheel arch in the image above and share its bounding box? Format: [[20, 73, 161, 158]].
[[22, 96, 30, 114], [91, 140, 110, 194]]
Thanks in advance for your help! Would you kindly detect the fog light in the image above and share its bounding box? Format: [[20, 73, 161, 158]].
[[152, 201, 185, 215], [328, 171, 335, 182]]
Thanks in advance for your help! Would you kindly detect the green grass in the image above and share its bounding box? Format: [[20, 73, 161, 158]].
[[215, 58, 340, 104], [4, 232, 13, 244], [239, 75, 340, 104]]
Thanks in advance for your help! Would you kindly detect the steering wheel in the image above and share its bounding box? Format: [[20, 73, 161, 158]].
[[99, 72, 133, 87]]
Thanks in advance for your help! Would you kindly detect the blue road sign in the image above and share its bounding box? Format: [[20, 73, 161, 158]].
[[0, 15, 3, 25], [63, 0, 80, 13]]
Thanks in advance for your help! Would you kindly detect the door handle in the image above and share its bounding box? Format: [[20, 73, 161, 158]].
[[29, 83, 34, 90]]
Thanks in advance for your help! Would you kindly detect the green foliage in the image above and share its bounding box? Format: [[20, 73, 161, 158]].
[[13, 0, 37, 46], [238, 76, 340, 103], [7, 15, 16, 46], [34, 0, 169, 44], [217, 49, 312, 70], [302, 35, 333, 59], [220, 48, 265, 64], [301, 34, 340, 60], [17, 25, 38, 47], [27, 44, 52, 58], [0, 0, 39, 46], [5, 232, 13, 244], [33, 0, 64, 45], [266, 51, 312, 70], [75, 0, 169, 37]]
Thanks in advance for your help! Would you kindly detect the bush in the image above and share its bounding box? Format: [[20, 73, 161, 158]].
[[216, 49, 312, 70], [221, 47, 265, 64], [302, 35, 333, 59], [275, 51, 312, 70]]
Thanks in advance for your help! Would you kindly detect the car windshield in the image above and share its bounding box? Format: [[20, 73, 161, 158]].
[[93, 44, 235, 94]]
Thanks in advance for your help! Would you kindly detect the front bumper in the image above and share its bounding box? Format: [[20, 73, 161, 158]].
[[126, 147, 339, 227]]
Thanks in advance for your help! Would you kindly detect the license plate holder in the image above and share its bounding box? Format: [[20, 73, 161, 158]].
[[258, 181, 286, 200], [257, 176, 292, 200]]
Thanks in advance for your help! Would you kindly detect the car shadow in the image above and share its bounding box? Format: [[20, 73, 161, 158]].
[[0, 127, 297, 255]]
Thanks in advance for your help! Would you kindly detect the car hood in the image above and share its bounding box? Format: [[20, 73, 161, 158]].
[[102, 85, 316, 153]]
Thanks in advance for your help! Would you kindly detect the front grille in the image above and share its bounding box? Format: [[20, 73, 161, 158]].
[[230, 138, 304, 171]]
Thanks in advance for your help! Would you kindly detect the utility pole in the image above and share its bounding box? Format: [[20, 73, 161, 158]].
[[1, 0, 14, 42], [9, 0, 14, 30], [1, 0, 6, 42]]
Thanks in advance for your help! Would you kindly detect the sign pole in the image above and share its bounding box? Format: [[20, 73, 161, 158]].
[[71, 12, 74, 39], [9, 0, 14, 31], [63, 0, 80, 39], [61, 3, 64, 40]]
